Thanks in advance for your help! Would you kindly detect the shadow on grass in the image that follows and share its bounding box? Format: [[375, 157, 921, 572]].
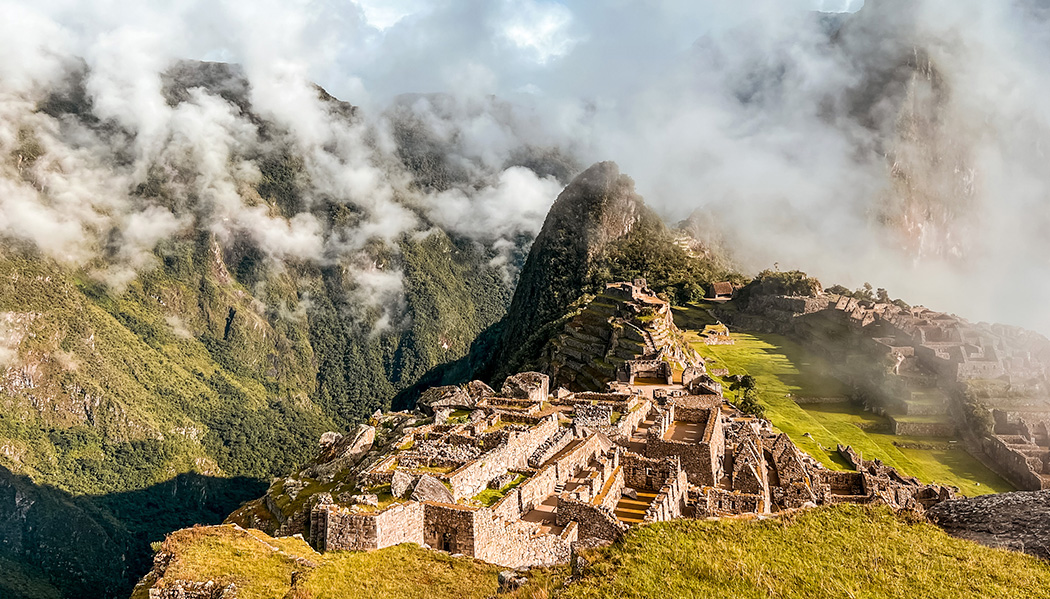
[[0, 465, 266, 599]]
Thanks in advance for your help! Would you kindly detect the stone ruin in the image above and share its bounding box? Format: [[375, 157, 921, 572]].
[[292, 285, 959, 571], [544, 279, 702, 391], [982, 410, 1050, 490], [734, 288, 1050, 491]]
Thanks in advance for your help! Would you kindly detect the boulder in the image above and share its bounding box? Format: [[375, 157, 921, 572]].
[[310, 424, 375, 479], [927, 490, 1050, 560], [497, 570, 527, 593], [463, 380, 495, 400], [501, 372, 550, 402], [318, 431, 342, 450], [417, 386, 474, 415], [391, 470, 414, 499], [622, 487, 638, 500], [411, 474, 455, 504]]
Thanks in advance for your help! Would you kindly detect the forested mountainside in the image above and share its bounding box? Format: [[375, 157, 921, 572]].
[[0, 60, 572, 599]]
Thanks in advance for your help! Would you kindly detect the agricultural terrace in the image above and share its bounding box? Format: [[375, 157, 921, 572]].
[[673, 304, 1012, 496]]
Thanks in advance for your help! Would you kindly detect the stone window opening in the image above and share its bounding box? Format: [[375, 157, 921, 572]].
[[441, 532, 453, 553]]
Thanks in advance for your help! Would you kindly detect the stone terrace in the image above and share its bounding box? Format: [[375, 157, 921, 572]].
[[303, 284, 959, 570]]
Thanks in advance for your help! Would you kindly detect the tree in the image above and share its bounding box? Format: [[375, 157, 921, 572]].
[[730, 374, 765, 418]]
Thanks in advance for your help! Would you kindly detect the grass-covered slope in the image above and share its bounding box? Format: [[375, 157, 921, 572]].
[[563, 505, 1050, 599], [137, 506, 1050, 599], [135, 524, 510, 599], [674, 304, 1011, 496]]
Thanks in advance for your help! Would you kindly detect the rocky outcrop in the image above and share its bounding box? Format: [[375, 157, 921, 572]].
[[411, 475, 455, 504], [417, 386, 475, 415], [927, 491, 1050, 560], [308, 424, 376, 480]]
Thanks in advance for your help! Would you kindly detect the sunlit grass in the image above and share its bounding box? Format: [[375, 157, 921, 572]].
[[560, 504, 1050, 599], [671, 305, 1011, 495]]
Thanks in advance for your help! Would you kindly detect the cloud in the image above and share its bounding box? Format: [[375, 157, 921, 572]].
[[426, 166, 562, 241], [3, 0, 1050, 337]]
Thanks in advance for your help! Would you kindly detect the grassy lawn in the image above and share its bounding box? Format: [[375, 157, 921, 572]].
[[560, 504, 1050, 599], [139, 524, 522, 599], [473, 473, 528, 507], [682, 327, 1011, 495]]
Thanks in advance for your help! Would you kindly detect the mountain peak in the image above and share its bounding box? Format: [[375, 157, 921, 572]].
[[496, 161, 650, 370]]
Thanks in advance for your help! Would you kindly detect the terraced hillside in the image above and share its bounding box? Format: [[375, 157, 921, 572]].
[[672, 305, 1011, 496], [544, 282, 700, 391]]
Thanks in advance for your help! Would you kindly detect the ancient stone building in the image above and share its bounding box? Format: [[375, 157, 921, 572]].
[[258, 284, 960, 572]]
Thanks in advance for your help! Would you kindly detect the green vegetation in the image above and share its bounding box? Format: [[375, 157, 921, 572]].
[[589, 212, 734, 305], [560, 505, 1050, 599], [0, 181, 515, 597], [473, 473, 528, 507], [728, 374, 765, 418], [138, 525, 516, 599], [141, 507, 1050, 599], [736, 269, 821, 305], [675, 311, 1011, 495], [0, 558, 61, 599]]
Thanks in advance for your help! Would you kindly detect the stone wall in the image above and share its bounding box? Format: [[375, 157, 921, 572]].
[[491, 487, 524, 521], [311, 501, 425, 552], [574, 404, 613, 427], [620, 451, 681, 492], [517, 465, 559, 513], [643, 469, 688, 522], [606, 401, 652, 438], [473, 515, 574, 568], [646, 407, 674, 441], [695, 487, 763, 517], [316, 488, 573, 569], [552, 434, 608, 483], [528, 427, 573, 468], [643, 407, 723, 487], [821, 470, 866, 496], [646, 439, 712, 486], [358, 455, 398, 487], [674, 398, 720, 424], [573, 392, 635, 404], [447, 415, 559, 499], [595, 467, 625, 511], [423, 502, 480, 555], [982, 436, 1048, 490], [890, 417, 956, 437], [555, 496, 628, 542]]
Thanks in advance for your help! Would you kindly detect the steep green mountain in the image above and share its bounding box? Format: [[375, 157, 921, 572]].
[[0, 61, 562, 599]]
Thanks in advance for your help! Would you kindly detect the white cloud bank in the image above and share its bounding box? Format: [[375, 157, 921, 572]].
[[3, 0, 1050, 334]]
